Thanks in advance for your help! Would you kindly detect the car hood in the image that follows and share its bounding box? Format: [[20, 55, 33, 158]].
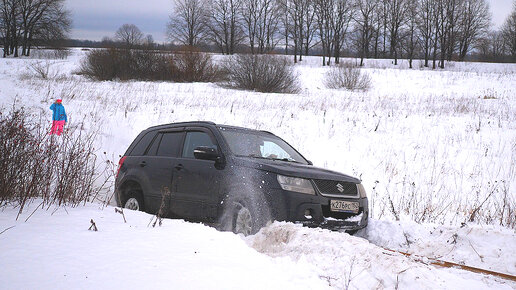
[[233, 156, 361, 183]]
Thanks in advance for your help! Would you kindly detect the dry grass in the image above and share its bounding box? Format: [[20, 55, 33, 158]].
[[0, 106, 111, 219]]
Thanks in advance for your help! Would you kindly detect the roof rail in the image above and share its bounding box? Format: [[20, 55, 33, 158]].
[[146, 121, 217, 130]]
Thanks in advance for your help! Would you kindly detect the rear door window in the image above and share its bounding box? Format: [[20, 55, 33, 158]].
[[156, 132, 183, 157], [182, 131, 217, 158], [146, 134, 162, 156]]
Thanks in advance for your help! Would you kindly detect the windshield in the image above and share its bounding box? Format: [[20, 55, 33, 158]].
[[221, 129, 308, 164]]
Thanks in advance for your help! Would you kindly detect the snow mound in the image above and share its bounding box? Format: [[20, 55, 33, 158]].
[[247, 222, 516, 289]]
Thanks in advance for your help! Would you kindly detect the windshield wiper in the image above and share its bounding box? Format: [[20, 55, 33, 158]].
[[271, 158, 302, 164], [243, 154, 302, 164]]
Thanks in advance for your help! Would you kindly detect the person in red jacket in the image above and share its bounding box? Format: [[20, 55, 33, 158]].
[[50, 99, 67, 136]]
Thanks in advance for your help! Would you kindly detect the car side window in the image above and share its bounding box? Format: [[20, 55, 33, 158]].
[[130, 131, 155, 156], [182, 131, 217, 158], [156, 132, 183, 157], [146, 134, 162, 156]]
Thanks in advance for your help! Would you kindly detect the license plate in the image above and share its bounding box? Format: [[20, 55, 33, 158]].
[[330, 200, 359, 213]]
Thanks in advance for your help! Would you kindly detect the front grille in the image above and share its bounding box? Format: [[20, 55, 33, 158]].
[[312, 179, 357, 197]]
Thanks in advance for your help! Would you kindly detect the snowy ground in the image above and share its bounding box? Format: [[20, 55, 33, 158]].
[[0, 203, 515, 289], [0, 49, 515, 288]]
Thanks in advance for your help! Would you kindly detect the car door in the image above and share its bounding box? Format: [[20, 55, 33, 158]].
[[141, 129, 184, 215], [171, 127, 224, 222]]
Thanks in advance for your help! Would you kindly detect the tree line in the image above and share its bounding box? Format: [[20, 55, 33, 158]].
[[0, 0, 71, 57], [167, 0, 516, 67]]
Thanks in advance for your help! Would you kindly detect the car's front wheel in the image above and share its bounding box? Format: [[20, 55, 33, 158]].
[[233, 202, 254, 236], [220, 192, 271, 236]]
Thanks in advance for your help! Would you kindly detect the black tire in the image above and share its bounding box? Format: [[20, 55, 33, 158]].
[[219, 194, 271, 236], [122, 188, 145, 212]]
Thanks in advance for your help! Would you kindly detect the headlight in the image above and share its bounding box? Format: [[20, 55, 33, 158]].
[[357, 183, 367, 198], [277, 175, 315, 195]]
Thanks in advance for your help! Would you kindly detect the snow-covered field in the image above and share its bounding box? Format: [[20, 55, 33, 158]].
[[0, 49, 515, 288]]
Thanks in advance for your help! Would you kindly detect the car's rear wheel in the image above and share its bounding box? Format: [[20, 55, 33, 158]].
[[123, 188, 145, 211]]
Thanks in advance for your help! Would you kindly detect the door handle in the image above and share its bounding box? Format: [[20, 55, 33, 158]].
[[139, 161, 147, 167], [175, 164, 184, 171]]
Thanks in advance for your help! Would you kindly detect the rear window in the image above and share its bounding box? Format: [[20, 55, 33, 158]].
[[129, 131, 155, 156]]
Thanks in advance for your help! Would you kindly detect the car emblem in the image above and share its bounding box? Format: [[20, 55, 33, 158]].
[[336, 183, 344, 192]]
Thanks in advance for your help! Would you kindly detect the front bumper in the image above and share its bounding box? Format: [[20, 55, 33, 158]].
[[268, 188, 369, 232], [300, 215, 367, 231]]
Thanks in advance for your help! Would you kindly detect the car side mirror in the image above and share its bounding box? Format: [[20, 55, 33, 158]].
[[307, 160, 313, 165], [194, 146, 220, 161]]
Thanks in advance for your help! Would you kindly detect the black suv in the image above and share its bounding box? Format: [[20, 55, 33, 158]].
[[115, 122, 368, 235]]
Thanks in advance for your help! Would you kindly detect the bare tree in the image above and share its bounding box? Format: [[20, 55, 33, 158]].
[[258, 0, 281, 53], [167, 0, 208, 46], [418, 0, 435, 67], [371, 0, 386, 58], [456, 0, 490, 60], [315, 0, 353, 66], [241, 0, 280, 54], [302, 0, 317, 56], [386, 0, 407, 65], [489, 30, 506, 59], [1, 0, 70, 57], [115, 24, 143, 48], [241, 0, 258, 53], [353, 0, 377, 66], [143, 34, 155, 49], [404, 0, 419, 68], [1, 0, 22, 57], [284, 0, 317, 61], [445, 0, 461, 62], [431, 0, 441, 68], [30, 1, 71, 52], [281, 0, 302, 62], [332, 0, 353, 64], [207, 0, 244, 54], [477, 30, 506, 61], [101, 36, 115, 48], [434, 0, 461, 68], [501, 1, 516, 59], [315, 0, 333, 65]]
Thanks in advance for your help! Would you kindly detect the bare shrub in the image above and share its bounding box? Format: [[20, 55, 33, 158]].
[[174, 46, 223, 82], [29, 61, 53, 79], [324, 62, 372, 91], [27, 60, 69, 80], [223, 54, 299, 93], [25, 60, 66, 80], [30, 49, 71, 60], [77, 47, 222, 82], [53, 49, 72, 60], [77, 49, 119, 81], [0, 106, 110, 219]]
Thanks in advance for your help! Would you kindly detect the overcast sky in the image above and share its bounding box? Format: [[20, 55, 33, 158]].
[[66, 0, 514, 43]]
